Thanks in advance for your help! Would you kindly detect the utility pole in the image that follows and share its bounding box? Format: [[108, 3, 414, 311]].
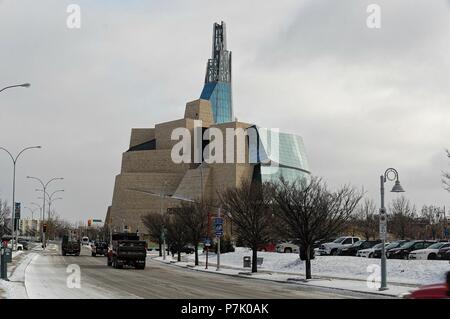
[[0, 146, 41, 251]]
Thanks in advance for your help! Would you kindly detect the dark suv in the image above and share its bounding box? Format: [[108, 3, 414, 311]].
[[437, 246, 450, 260], [387, 240, 436, 259], [338, 240, 381, 256], [91, 241, 108, 256]]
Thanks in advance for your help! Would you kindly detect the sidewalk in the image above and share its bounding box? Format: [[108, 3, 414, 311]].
[[0, 250, 37, 299], [149, 254, 415, 297]]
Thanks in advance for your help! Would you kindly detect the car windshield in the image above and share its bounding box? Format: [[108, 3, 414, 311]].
[[373, 243, 384, 249], [399, 241, 415, 249], [353, 241, 364, 246], [428, 242, 448, 249], [333, 237, 346, 243]]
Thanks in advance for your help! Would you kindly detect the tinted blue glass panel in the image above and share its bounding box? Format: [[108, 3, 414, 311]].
[[200, 81, 232, 123]]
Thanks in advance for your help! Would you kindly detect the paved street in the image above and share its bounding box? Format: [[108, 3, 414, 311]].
[[7, 244, 391, 299]]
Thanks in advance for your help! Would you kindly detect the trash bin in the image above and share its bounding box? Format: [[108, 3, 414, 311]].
[[243, 256, 251, 268]]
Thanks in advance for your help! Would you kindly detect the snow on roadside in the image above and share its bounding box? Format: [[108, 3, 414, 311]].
[[186, 247, 450, 286]]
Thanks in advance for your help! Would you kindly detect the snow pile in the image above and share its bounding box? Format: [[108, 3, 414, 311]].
[[186, 248, 450, 285]]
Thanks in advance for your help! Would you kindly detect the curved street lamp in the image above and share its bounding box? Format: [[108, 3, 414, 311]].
[[0, 83, 30, 94], [27, 176, 63, 248], [0, 146, 41, 250], [379, 168, 405, 291]]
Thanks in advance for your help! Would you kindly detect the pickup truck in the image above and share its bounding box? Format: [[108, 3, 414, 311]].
[[61, 235, 81, 256], [317, 236, 360, 256], [106, 233, 147, 269]]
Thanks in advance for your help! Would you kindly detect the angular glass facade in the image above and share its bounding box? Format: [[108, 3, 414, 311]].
[[200, 82, 232, 123], [249, 126, 310, 185]]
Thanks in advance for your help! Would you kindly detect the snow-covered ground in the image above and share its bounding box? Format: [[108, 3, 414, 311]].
[[184, 247, 450, 286]]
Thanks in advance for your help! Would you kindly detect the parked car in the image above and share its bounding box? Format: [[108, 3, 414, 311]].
[[437, 246, 450, 260], [387, 240, 436, 259], [257, 242, 277, 252], [276, 241, 315, 260], [276, 241, 299, 254], [356, 242, 387, 258], [338, 240, 381, 256], [318, 236, 360, 256], [372, 240, 409, 258], [409, 242, 450, 260], [17, 239, 29, 250], [406, 272, 450, 299], [7, 242, 23, 250], [170, 244, 195, 255]]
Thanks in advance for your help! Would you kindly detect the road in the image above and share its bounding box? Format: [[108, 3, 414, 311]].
[[17, 244, 390, 299]]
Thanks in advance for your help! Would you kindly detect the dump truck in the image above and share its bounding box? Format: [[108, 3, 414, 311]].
[[106, 232, 146, 269]]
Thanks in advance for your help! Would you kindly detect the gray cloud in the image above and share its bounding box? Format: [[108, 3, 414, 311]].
[[0, 0, 449, 223]]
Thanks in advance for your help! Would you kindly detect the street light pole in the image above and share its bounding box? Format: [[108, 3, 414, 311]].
[[0, 146, 41, 250], [0, 83, 30, 94], [379, 168, 405, 291], [27, 176, 63, 248], [36, 189, 64, 222]]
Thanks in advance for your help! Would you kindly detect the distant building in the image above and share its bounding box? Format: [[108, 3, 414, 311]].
[[105, 22, 310, 238], [18, 218, 41, 237]]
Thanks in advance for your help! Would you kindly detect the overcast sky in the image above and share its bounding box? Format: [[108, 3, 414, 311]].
[[1, 0, 449, 223]]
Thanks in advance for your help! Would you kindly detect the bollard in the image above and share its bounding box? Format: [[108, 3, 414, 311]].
[[0, 247, 7, 280]]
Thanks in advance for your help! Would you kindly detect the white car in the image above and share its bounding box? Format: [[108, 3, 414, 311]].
[[357, 242, 386, 258], [409, 242, 450, 260], [7, 242, 24, 251], [276, 242, 300, 253], [318, 236, 360, 256]]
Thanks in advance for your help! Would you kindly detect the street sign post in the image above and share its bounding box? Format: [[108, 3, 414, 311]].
[[214, 224, 223, 237]]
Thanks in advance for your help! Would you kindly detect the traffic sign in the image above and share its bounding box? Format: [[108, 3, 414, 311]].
[[204, 238, 211, 247], [214, 217, 223, 226], [215, 224, 223, 237], [14, 202, 21, 219]]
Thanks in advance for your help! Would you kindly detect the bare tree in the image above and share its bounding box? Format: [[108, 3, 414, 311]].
[[420, 205, 443, 239], [219, 179, 273, 273], [0, 199, 11, 238], [388, 196, 416, 239], [443, 150, 450, 192], [353, 199, 378, 240], [271, 177, 363, 280], [141, 212, 166, 257], [165, 213, 189, 261], [173, 200, 209, 266]]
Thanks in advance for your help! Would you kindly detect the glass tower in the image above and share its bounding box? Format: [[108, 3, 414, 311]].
[[200, 21, 233, 124]]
